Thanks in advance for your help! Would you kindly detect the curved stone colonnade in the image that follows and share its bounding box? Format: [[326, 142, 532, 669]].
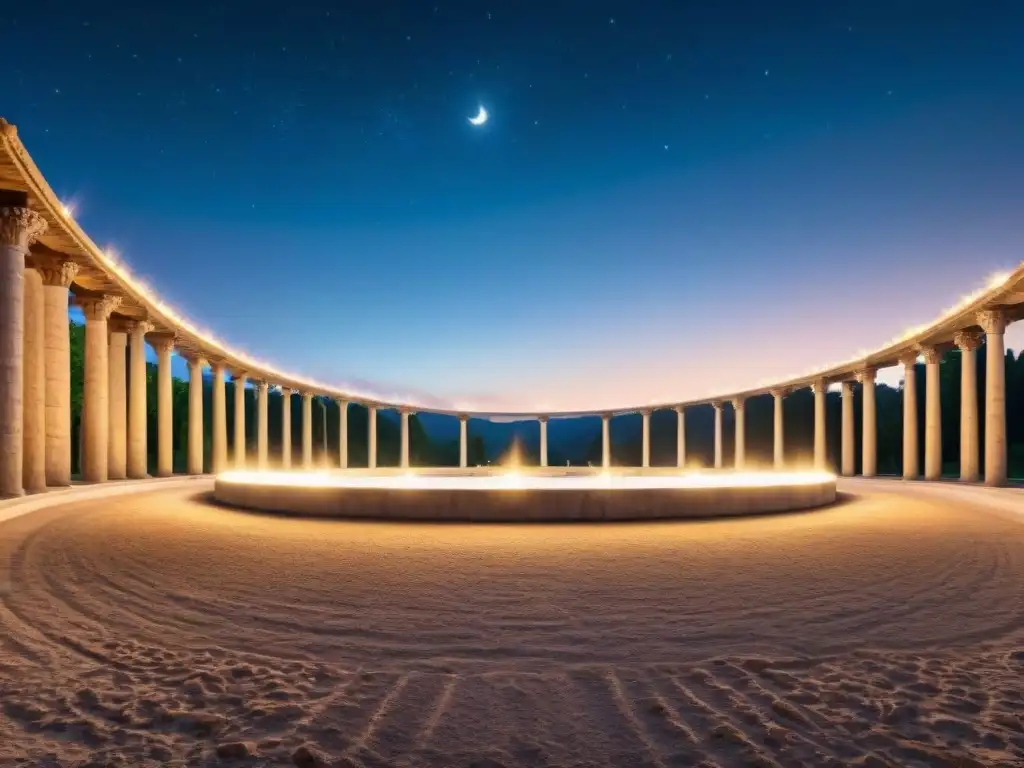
[[0, 115, 1023, 499]]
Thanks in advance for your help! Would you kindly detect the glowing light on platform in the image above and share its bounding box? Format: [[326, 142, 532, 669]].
[[216, 470, 837, 491]]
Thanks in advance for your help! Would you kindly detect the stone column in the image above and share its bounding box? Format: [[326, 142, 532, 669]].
[[186, 355, 205, 475], [233, 372, 247, 468], [732, 399, 745, 470], [338, 399, 349, 469], [22, 266, 46, 492], [0, 206, 46, 498], [900, 352, 919, 480], [107, 323, 129, 480], [211, 363, 227, 474], [954, 331, 982, 482], [539, 416, 549, 467], [812, 379, 827, 471], [302, 392, 313, 469], [368, 405, 377, 469], [80, 295, 121, 483], [856, 369, 877, 478], [256, 381, 269, 470], [38, 259, 78, 487], [459, 415, 468, 468], [152, 337, 174, 477], [675, 406, 685, 468], [641, 410, 651, 468], [127, 320, 152, 479], [280, 388, 292, 469], [978, 310, 1007, 486], [921, 346, 943, 480], [400, 409, 411, 469], [840, 381, 854, 477], [712, 402, 723, 469], [771, 389, 785, 470], [601, 414, 611, 469]]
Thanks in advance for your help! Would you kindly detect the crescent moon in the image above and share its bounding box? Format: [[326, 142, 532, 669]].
[[468, 106, 489, 126]]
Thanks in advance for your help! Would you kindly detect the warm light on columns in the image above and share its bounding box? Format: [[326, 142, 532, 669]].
[[771, 389, 785, 470], [900, 352, 920, 480], [80, 295, 119, 483], [712, 402, 723, 469], [400, 409, 411, 469], [954, 331, 981, 483], [211, 363, 227, 474], [153, 337, 174, 477], [280, 387, 292, 469], [257, 380, 269, 470], [812, 379, 827, 472], [233, 372, 247, 468], [675, 406, 685, 468], [640, 410, 651, 468], [732, 398, 745, 470], [127, 320, 151, 479], [0, 205, 46, 498], [856, 369, 877, 478], [601, 414, 611, 469], [186, 355, 205, 475], [107, 326, 128, 481], [22, 266, 45, 492], [337, 399, 348, 469], [368, 405, 378, 470], [459, 415, 468, 468], [40, 259, 78, 488], [840, 380, 854, 477], [302, 392, 313, 469], [921, 346, 943, 481], [978, 310, 1007, 486], [539, 416, 549, 468]]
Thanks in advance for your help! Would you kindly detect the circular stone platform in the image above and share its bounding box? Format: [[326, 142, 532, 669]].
[[213, 469, 837, 521]]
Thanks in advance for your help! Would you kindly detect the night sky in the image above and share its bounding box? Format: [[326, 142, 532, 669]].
[[6, 1, 1024, 412]]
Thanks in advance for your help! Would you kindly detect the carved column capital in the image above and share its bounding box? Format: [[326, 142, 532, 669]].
[[128, 319, 155, 337], [711, 401, 723, 412], [840, 380, 854, 397], [810, 378, 827, 394], [854, 368, 876, 385], [673, 404, 684, 413], [976, 309, 1006, 335], [230, 369, 249, 381], [35, 257, 79, 287], [730, 397, 745, 411], [953, 329, 983, 352], [769, 387, 788, 399], [916, 345, 942, 365], [0, 207, 47, 251], [537, 414, 549, 423], [78, 294, 122, 322], [148, 334, 176, 354], [181, 354, 207, 369], [897, 351, 919, 368]]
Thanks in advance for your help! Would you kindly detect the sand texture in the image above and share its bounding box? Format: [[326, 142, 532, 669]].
[[1, 482, 1023, 767]]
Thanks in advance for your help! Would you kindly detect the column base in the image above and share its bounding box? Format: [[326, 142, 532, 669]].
[[1, 489, 26, 500]]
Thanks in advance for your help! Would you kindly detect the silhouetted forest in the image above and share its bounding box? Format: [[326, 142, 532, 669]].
[[68, 323, 1024, 477]]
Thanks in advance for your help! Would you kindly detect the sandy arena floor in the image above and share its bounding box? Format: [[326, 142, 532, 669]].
[[1, 480, 1023, 767]]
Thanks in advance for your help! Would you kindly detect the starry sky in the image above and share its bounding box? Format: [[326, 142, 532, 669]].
[[7, 0, 1024, 413]]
